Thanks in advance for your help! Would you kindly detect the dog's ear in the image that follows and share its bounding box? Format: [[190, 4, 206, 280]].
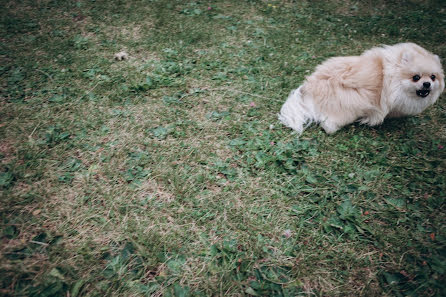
[[400, 51, 412, 64], [434, 54, 441, 64]]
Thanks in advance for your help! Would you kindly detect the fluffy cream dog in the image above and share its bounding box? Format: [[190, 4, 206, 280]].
[[279, 43, 444, 134]]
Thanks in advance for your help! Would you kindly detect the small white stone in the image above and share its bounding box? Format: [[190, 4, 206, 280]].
[[114, 51, 129, 61]]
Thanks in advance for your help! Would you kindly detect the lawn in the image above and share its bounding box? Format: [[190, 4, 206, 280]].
[[1, 0, 445, 296]]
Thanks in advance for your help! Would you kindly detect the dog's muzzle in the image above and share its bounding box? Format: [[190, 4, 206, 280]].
[[416, 89, 430, 98]]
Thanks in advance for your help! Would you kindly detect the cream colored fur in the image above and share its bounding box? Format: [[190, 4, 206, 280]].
[[279, 43, 445, 134]]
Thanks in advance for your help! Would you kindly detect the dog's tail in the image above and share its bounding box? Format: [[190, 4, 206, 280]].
[[278, 86, 316, 134]]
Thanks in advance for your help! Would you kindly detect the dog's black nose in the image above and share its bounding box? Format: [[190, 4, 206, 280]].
[[423, 82, 431, 88]]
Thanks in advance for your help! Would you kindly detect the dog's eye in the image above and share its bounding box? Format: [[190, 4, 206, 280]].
[[412, 75, 421, 82], [431, 75, 436, 81]]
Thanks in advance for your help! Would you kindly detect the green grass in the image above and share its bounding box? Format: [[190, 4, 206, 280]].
[[1, 0, 445, 296]]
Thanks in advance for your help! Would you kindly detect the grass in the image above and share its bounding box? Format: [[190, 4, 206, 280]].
[[1, 0, 445, 296]]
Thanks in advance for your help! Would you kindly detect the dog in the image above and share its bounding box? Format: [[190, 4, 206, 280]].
[[279, 43, 444, 134]]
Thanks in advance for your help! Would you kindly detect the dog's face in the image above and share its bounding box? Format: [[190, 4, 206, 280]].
[[398, 48, 444, 100], [411, 73, 439, 98]]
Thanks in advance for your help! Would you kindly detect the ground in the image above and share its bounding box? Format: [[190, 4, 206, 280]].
[[0, 0, 445, 296]]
